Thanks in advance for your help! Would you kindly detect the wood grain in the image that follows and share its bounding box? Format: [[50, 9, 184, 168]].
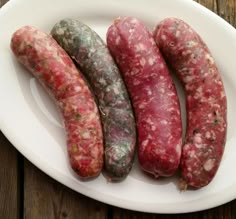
[[0, 132, 20, 219], [196, 0, 236, 27], [217, 0, 236, 27], [0, 0, 8, 7], [195, 0, 218, 13], [24, 160, 108, 219]]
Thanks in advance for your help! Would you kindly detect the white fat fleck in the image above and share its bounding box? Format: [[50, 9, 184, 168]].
[[167, 92, 175, 97], [82, 132, 90, 139], [161, 35, 167, 41], [194, 86, 204, 100], [147, 89, 152, 95], [186, 40, 197, 48], [205, 53, 215, 65], [196, 86, 203, 93], [190, 53, 197, 64], [205, 131, 211, 139], [176, 140, 182, 155], [220, 91, 226, 98], [148, 57, 156, 65], [67, 39, 73, 44], [188, 150, 196, 158], [193, 133, 202, 144], [115, 36, 121, 45], [184, 75, 195, 83], [151, 126, 156, 131], [161, 34, 166, 41], [156, 148, 165, 154], [150, 73, 157, 77], [87, 112, 97, 121], [89, 47, 96, 53], [138, 102, 146, 109], [182, 50, 192, 56], [166, 108, 174, 113], [147, 134, 153, 139], [142, 139, 149, 147], [74, 86, 82, 92], [99, 78, 107, 85], [213, 103, 221, 109], [187, 173, 192, 178], [91, 146, 98, 157], [175, 30, 180, 37], [159, 63, 164, 69], [168, 26, 175, 31], [130, 68, 139, 75], [195, 143, 205, 149], [160, 76, 164, 80], [19, 42, 25, 51], [161, 120, 168, 125], [133, 79, 141, 86], [129, 28, 134, 34], [56, 28, 65, 35], [130, 18, 138, 24], [204, 159, 215, 171], [146, 118, 153, 124], [210, 131, 216, 140], [113, 84, 120, 95], [140, 57, 146, 66], [159, 88, 165, 93], [135, 43, 146, 52]]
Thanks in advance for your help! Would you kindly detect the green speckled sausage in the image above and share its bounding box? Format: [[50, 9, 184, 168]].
[[51, 18, 137, 180]]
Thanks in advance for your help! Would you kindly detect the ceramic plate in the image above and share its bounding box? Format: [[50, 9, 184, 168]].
[[1, 0, 236, 213]]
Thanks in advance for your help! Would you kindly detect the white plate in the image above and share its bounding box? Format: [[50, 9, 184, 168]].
[[1, 0, 236, 214]]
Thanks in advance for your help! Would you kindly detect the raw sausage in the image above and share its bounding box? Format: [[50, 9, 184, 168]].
[[51, 19, 137, 180], [11, 26, 104, 178], [153, 18, 227, 188], [107, 17, 182, 177]]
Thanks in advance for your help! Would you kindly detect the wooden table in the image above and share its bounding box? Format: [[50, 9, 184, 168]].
[[1, 0, 236, 218]]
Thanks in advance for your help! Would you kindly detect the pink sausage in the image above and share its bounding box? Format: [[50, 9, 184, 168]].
[[107, 17, 182, 177], [11, 26, 104, 178], [153, 18, 227, 188]]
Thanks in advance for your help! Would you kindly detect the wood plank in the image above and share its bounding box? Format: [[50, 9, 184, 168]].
[[216, 0, 236, 27], [112, 203, 236, 219], [195, 0, 218, 13], [0, 2, 21, 219], [0, 0, 9, 7], [24, 159, 108, 219], [0, 132, 20, 219]]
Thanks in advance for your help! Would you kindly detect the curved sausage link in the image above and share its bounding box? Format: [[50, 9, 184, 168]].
[[153, 18, 227, 188], [11, 26, 104, 178], [107, 17, 182, 178], [51, 19, 137, 180]]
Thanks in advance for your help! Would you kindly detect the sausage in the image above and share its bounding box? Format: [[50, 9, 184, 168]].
[[153, 18, 227, 188], [107, 17, 182, 177], [11, 26, 104, 178], [51, 19, 136, 180]]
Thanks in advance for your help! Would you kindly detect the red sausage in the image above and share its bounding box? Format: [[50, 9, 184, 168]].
[[11, 26, 104, 178], [107, 17, 182, 177], [153, 18, 227, 188]]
